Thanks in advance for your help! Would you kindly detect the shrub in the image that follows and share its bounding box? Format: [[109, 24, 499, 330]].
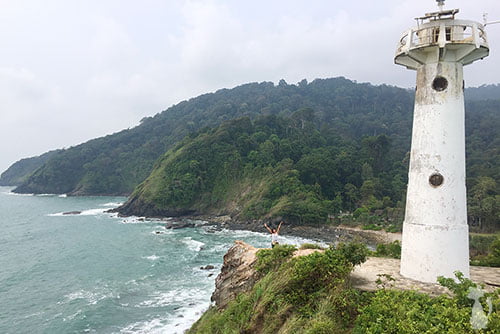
[[299, 243, 325, 250], [437, 271, 477, 306], [255, 244, 297, 273], [336, 242, 370, 266], [354, 271, 500, 333], [282, 243, 368, 315], [471, 237, 500, 267], [372, 240, 401, 259]]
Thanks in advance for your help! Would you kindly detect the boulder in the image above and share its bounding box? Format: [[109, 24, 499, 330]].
[[165, 222, 196, 229], [211, 240, 260, 309], [62, 211, 81, 215]]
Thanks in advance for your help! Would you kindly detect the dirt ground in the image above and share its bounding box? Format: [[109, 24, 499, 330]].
[[351, 257, 500, 295]]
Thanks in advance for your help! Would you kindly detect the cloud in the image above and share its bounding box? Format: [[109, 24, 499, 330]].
[[0, 0, 499, 173], [0, 67, 62, 124]]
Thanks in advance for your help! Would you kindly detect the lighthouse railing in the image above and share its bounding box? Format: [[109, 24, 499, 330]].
[[396, 21, 488, 56]]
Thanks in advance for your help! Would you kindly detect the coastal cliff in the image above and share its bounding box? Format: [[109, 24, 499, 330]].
[[211, 241, 261, 309], [189, 241, 500, 333]]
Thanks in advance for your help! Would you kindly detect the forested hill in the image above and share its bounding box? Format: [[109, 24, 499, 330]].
[[117, 114, 409, 225], [3, 78, 500, 226], [7, 77, 415, 195], [0, 150, 61, 187], [118, 102, 499, 231]]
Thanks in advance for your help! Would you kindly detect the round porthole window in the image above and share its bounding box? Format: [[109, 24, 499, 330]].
[[432, 76, 448, 91], [429, 173, 444, 187]]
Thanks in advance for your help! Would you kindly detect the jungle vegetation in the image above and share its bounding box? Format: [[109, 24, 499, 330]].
[[1, 78, 498, 231]]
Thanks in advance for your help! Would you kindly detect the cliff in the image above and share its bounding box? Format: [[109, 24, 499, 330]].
[[189, 241, 500, 333], [211, 241, 261, 309]]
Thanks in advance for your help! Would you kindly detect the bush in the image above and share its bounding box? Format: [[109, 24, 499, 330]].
[[437, 271, 478, 306], [353, 290, 473, 333], [335, 242, 369, 266], [255, 244, 297, 273], [372, 240, 401, 259], [280, 243, 368, 315], [299, 243, 325, 250], [354, 271, 500, 333], [471, 237, 500, 267]]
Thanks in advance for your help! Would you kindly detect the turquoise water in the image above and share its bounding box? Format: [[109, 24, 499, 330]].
[[0, 187, 312, 333]]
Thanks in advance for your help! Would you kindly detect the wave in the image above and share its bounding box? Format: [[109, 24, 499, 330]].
[[181, 237, 205, 252], [143, 255, 160, 261], [79, 208, 107, 216], [0, 189, 66, 197], [119, 217, 154, 224], [47, 208, 108, 217], [204, 243, 231, 254], [2, 191, 35, 196], [61, 289, 115, 306], [118, 215, 174, 224], [100, 202, 123, 207], [204, 227, 328, 248], [127, 288, 210, 334], [47, 212, 65, 217], [120, 315, 193, 334]]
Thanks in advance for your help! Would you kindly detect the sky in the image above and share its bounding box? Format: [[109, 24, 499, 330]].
[[1, 0, 499, 173]]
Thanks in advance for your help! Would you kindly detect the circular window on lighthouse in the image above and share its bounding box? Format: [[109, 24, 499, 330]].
[[429, 173, 444, 187], [432, 76, 448, 91]]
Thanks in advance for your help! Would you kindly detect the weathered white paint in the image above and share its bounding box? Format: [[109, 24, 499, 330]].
[[395, 8, 489, 283]]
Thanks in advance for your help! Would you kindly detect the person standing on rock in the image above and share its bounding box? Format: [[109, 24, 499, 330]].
[[264, 221, 283, 248]]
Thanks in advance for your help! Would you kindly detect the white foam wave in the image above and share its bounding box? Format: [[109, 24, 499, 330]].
[[80, 208, 107, 216], [119, 216, 154, 224], [205, 244, 231, 253], [181, 237, 205, 252], [143, 255, 160, 261], [173, 301, 211, 333], [132, 288, 210, 332], [58, 194, 67, 198], [63, 309, 83, 322], [2, 191, 34, 196], [47, 208, 109, 217], [62, 289, 114, 306], [101, 202, 123, 207], [139, 288, 207, 308], [47, 212, 65, 217], [120, 316, 176, 334]]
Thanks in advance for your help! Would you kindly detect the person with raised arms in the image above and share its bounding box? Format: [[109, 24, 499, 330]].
[[264, 221, 283, 248]]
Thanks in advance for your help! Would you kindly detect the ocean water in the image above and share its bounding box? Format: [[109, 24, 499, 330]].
[[0, 187, 316, 333]]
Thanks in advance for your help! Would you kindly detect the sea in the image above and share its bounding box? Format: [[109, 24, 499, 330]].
[[0, 186, 317, 334]]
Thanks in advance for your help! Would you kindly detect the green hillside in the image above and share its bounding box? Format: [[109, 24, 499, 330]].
[[3, 78, 499, 230], [9, 77, 416, 195], [0, 150, 61, 187], [118, 114, 409, 225], [118, 106, 499, 231]]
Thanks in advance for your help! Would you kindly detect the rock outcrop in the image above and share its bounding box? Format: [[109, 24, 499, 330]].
[[211, 240, 260, 309]]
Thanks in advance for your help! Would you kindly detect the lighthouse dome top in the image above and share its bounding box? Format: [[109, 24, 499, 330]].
[[395, 5, 489, 70]]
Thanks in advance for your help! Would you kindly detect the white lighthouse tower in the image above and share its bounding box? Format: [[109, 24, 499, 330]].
[[395, 0, 489, 283]]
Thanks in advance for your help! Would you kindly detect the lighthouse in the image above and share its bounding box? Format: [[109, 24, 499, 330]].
[[395, 1, 489, 283]]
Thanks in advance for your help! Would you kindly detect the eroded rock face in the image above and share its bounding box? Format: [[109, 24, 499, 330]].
[[211, 240, 260, 309]]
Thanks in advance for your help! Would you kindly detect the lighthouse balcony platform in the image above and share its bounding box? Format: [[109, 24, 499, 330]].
[[395, 19, 489, 69]]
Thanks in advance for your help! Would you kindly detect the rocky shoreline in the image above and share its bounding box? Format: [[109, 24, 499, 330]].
[[110, 202, 401, 246], [112, 193, 401, 247], [175, 214, 401, 247]]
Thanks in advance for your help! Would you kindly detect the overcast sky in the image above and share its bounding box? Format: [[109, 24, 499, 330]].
[[1, 0, 499, 173]]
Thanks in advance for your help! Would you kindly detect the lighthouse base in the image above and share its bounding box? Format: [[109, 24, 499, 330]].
[[400, 222, 469, 283]]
